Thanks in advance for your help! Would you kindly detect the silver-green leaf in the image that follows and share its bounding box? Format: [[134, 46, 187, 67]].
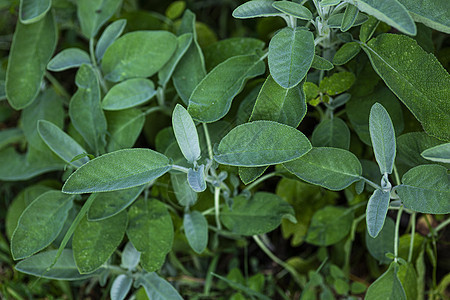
[[47, 48, 91, 72], [172, 104, 201, 163], [366, 189, 390, 238], [184, 211, 208, 254]]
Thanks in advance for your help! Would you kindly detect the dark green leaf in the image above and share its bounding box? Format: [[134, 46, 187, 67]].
[[172, 104, 201, 163], [106, 109, 145, 152], [341, 4, 359, 31], [311, 118, 350, 150], [135, 273, 183, 300], [239, 166, 268, 185], [333, 42, 361, 65], [365, 262, 406, 300], [397, 0, 450, 34], [311, 55, 334, 70], [272, 1, 313, 20], [365, 216, 395, 264], [184, 211, 208, 253], [77, 0, 121, 38], [95, 19, 127, 62], [359, 15, 379, 43]]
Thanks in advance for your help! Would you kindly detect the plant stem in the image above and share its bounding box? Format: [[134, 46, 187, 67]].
[[394, 206, 403, 262], [202, 123, 214, 160], [408, 212, 416, 263], [393, 164, 401, 186], [360, 176, 381, 190], [244, 172, 278, 191], [172, 164, 189, 173], [45, 71, 71, 100], [214, 186, 222, 230], [434, 217, 450, 233]]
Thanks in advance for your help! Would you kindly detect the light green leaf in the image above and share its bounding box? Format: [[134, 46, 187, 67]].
[[311, 55, 334, 70], [232, 0, 283, 19], [366, 189, 390, 238], [38, 120, 89, 168], [365, 216, 395, 264], [363, 34, 450, 141], [333, 42, 361, 65], [6, 12, 57, 109], [421, 143, 450, 163], [341, 4, 359, 31], [127, 199, 173, 271], [348, 0, 416, 35], [15, 249, 103, 280], [69, 64, 107, 153], [250, 75, 306, 128], [73, 212, 127, 273], [311, 118, 350, 150], [305, 206, 354, 246], [106, 109, 145, 152], [397, 0, 450, 34], [327, 12, 368, 28], [172, 104, 201, 163], [121, 241, 141, 270], [188, 54, 265, 123], [283, 147, 362, 190], [272, 1, 313, 20], [214, 120, 312, 167], [62, 149, 172, 194], [135, 273, 183, 300], [95, 19, 127, 62], [268, 27, 314, 88], [111, 274, 133, 300], [173, 10, 206, 104], [102, 78, 156, 110], [158, 33, 192, 87], [365, 262, 406, 300], [369, 103, 396, 174], [88, 185, 145, 221], [239, 166, 268, 185], [47, 48, 91, 71], [170, 173, 198, 207], [397, 263, 418, 300], [11, 191, 74, 260], [188, 165, 206, 192], [19, 0, 51, 24], [319, 72, 355, 95], [221, 192, 295, 236], [321, 0, 341, 6], [184, 211, 208, 253], [77, 0, 122, 38], [396, 164, 450, 214], [102, 31, 177, 82]]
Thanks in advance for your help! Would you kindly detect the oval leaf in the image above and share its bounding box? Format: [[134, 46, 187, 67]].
[[268, 27, 314, 88], [121, 241, 141, 270], [184, 211, 208, 253], [111, 275, 133, 300], [172, 104, 201, 163], [333, 42, 361, 65], [341, 4, 360, 31], [20, 0, 51, 24], [135, 273, 183, 300], [187, 165, 207, 192], [214, 120, 312, 167], [366, 262, 406, 300], [188, 54, 265, 123], [421, 143, 450, 163], [397, 0, 450, 34], [311, 55, 334, 71], [158, 33, 193, 86], [47, 48, 91, 71], [62, 149, 172, 194], [232, 0, 283, 19], [311, 118, 350, 150], [396, 165, 450, 214], [11, 191, 74, 260], [102, 31, 177, 82], [77, 0, 121, 38], [95, 19, 127, 62], [366, 189, 391, 238], [283, 147, 362, 191], [272, 1, 313, 20], [102, 78, 156, 110]]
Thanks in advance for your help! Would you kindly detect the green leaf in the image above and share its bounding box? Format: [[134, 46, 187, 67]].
[[62, 149, 172, 194], [135, 273, 183, 300], [349, 0, 416, 35], [121, 241, 141, 270], [239, 166, 268, 185], [127, 199, 174, 272], [421, 143, 450, 163], [321, 0, 340, 6], [232, 0, 283, 19], [170, 173, 198, 207], [172, 104, 201, 163], [268, 27, 314, 88], [359, 15, 379, 43], [173, 10, 206, 104], [212, 273, 271, 300], [396, 165, 450, 214], [15, 249, 102, 280], [188, 54, 265, 123], [188, 166, 207, 192], [111, 274, 133, 300], [305, 206, 354, 246], [158, 33, 192, 86], [319, 72, 355, 95], [250, 75, 306, 128], [272, 1, 313, 20], [77, 0, 122, 38], [88, 185, 145, 221], [6, 12, 57, 109], [369, 103, 396, 174], [311, 55, 334, 71], [365, 262, 406, 300], [283, 147, 362, 191], [95, 19, 127, 62], [397, 263, 418, 300], [365, 216, 395, 264], [19, 0, 51, 24], [11, 191, 74, 260], [73, 212, 127, 273], [311, 118, 350, 150], [397, 0, 450, 34], [102, 31, 177, 82], [214, 120, 312, 167], [38, 120, 89, 168], [106, 109, 145, 152], [102, 78, 156, 110], [341, 4, 359, 31], [327, 12, 368, 28], [397, 132, 447, 169], [184, 211, 208, 253], [47, 48, 91, 71], [221, 192, 295, 236], [333, 42, 361, 65], [366, 189, 390, 238], [363, 34, 450, 141], [69, 64, 107, 153]]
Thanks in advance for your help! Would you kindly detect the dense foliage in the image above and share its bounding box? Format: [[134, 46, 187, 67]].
[[0, 0, 449, 299]]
